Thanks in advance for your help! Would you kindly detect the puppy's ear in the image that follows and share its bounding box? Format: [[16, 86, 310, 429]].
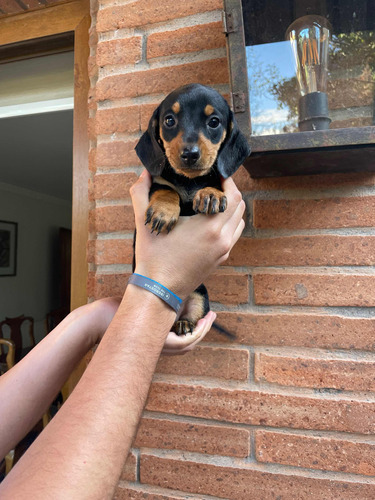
[[135, 107, 165, 176], [217, 111, 251, 178]]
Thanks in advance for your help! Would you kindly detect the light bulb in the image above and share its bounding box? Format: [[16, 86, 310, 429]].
[[286, 15, 332, 131]]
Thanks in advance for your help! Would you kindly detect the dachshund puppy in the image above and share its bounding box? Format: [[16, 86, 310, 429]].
[[135, 83, 250, 335]]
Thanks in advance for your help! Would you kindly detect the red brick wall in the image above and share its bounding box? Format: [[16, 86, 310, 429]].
[[88, 1, 375, 497]]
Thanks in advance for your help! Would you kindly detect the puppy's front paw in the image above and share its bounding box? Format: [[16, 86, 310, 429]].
[[145, 190, 181, 234], [145, 205, 179, 233], [172, 319, 196, 336], [193, 187, 227, 214]]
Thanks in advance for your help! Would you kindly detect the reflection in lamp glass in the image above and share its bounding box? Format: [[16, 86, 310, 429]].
[[286, 15, 332, 131]]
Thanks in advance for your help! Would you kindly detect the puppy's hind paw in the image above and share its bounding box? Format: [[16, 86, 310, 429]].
[[172, 319, 195, 336]]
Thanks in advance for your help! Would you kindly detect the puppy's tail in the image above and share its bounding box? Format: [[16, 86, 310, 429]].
[[212, 321, 237, 340]]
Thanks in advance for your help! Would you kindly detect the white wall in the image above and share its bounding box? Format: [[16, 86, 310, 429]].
[[0, 183, 71, 345]]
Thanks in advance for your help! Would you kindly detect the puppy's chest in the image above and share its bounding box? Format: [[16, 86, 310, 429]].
[[154, 171, 221, 214]]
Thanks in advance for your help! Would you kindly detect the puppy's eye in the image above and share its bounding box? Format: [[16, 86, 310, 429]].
[[164, 115, 176, 127], [208, 117, 220, 129]]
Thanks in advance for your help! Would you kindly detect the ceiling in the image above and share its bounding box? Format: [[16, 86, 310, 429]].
[[0, 110, 73, 201], [0, 51, 74, 202]]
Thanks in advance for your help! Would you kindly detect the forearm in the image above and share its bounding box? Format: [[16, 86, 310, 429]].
[[0, 303, 107, 460], [0, 286, 175, 499]]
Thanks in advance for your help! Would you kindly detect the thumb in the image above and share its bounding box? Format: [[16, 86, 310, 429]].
[[130, 170, 151, 222]]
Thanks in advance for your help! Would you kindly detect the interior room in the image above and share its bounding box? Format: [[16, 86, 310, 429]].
[[0, 51, 74, 352]]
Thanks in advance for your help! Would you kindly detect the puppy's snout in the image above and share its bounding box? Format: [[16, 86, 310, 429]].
[[180, 145, 200, 166]]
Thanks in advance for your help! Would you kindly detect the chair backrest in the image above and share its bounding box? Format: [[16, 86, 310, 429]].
[[0, 315, 35, 355]]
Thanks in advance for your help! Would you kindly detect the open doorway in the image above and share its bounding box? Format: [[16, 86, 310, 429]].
[[0, 0, 90, 477], [0, 51, 74, 348], [0, 0, 90, 368]]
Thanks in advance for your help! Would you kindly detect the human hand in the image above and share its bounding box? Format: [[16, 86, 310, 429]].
[[130, 171, 245, 299], [162, 310, 216, 355]]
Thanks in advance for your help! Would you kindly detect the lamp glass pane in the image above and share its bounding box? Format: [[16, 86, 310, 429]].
[[243, 0, 375, 135]]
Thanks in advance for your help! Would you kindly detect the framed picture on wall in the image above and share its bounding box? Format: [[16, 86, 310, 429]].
[[0, 220, 18, 277]]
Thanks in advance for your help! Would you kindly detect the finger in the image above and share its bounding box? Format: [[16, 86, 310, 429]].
[[129, 170, 152, 222], [220, 177, 243, 218], [219, 218, 245, 265], [165, 311, 215, 349], [178, 318, 212, 353], [162, 311, 216, 353], [231, 218, 245, 247], [222, 198, 246, 238]]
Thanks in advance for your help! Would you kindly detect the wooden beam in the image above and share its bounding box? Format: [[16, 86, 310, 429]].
[[0, 0, 88, 45], [71, 12, 90, 312], [0, 32, 74, 64]]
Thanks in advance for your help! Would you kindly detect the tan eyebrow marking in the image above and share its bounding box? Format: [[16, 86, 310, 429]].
[[204, 104, 215, 116], [172, 101, 180, 114]]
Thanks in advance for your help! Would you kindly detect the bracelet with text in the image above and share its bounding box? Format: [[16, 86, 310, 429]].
[[128, 273, 182, 313]]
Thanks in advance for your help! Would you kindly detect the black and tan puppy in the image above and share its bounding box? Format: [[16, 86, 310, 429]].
[[135, 83, 250, 335]]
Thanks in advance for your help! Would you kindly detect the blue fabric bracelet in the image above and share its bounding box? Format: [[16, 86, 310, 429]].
[[128, 273, 182, 313]]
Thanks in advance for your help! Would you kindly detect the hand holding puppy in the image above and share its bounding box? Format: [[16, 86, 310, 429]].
[[130, 170, 245, 301]]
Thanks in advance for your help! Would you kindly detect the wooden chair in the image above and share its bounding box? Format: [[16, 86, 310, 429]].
[[0, 315, 35, 362], [0, 338, 15, 376]]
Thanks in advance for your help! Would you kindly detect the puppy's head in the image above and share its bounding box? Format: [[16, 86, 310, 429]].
[[135, 84, 250, 179]]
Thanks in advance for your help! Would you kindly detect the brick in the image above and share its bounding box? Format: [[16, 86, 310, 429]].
[[87, 239, 95, 264], [141, 454, 375, 499], [226, 235, 375, 267], [256, 430, 375, 476], [88, 92, 97, 112], [156, 346, 249, 380], [87, 54, 97, 80], [89, 25, 98, 47], [253, 196, 375, 229], [96, 106, 140, 135], [88, 147, 97, 172], [207, 312, 375, 351], [97, 36, 142, 66], [89, 205, 135, 233], [205, 271, 248, 304], [147, 22, 225, 59], [96, 59, 229, 101], [94, 172, 138, 200], [87, 115, 96, 142], [253, 273, 375, 307], [114, 483, 210, 500], [147, 381, 375, 433], [92, 239, 133, 265], [255, 352, 375, 391], [97, 0, 222, 32], [134, 417, 250, 457], [89, 272, 130, 299], [121, 451, 137, 481], [140, 102, 159, 131], [87, 271, 95, 297], [96, 140, 139, 167]]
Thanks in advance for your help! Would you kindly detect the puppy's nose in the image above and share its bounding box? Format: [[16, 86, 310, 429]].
[[181, 145, 200, 166]]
